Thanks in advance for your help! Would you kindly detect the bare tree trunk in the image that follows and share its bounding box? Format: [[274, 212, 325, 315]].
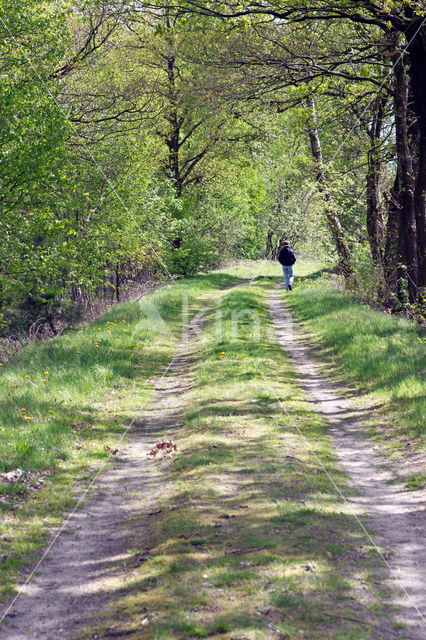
[[265, 230, 273, 258], [391, 40, 418, 303], [115, 264, 120, 302], [48, 318, 58, 336], [414, 143, 426, 300], [383, 171, 401, 304], [366, 94, 386, 265], [165, 50, 183, 198], [306, 95, 352, 280], [406, 24, 426, 299]]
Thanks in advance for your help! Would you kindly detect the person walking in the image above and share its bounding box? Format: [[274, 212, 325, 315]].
[[277, 240, 296, 290]]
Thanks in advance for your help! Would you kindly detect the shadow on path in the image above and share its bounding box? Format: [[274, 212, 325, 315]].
[[270, 285, 426, 639]]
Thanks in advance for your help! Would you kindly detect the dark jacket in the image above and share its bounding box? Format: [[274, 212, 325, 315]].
[[278, 246, 296, 266]]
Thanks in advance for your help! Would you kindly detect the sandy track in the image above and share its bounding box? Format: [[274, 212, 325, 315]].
[[0, 309, 207, 640], [2, 280, 425, 640], [270, 285, 426, 639]]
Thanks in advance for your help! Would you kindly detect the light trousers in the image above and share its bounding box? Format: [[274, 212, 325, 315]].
[[282, 265, 294, 289]]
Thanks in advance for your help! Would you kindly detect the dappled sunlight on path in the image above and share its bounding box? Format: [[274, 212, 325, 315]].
[[270, 284, 426, 638]]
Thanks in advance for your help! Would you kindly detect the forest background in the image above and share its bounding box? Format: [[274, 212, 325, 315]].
[[1, 0, 426, 343]]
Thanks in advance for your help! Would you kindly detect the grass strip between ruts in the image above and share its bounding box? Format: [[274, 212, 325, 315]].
[[91, 275, 400, 640]]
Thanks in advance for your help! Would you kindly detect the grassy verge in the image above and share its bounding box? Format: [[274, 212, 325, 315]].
[[0, 271, 243, 598], [283, 266, 425, 466], [96, 276, 397, 640]]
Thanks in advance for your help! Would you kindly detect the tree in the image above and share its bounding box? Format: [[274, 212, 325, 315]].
[[159, 0, 426, 303]]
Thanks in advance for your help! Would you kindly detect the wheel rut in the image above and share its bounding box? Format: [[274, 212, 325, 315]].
[[0, 307, 208, 640], [270, 285, 426, 639]]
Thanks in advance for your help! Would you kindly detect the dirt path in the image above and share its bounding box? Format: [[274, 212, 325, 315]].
[[0, 308, 208, 640], [2, 278, 425, 639], [270, 285, 426, 639]]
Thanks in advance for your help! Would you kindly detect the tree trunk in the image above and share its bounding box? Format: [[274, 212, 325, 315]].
[[265, 229, 273, 258], [165, 51, 183, 198], [383, 170, 401, 304], [306, 95, 353, 279], [366, 94, 386, 265], [391, 38, 418, 303], [115, 264, 120, 302], [405, 24, 426, 299], [164, 24, 183, 248], [48, 318, 58, 336]]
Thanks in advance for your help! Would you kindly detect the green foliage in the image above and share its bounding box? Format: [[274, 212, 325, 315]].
[[0, 273, 222, 474], [0, 1, 69, 323], [166, 219, 221, 275], [1, 0, 415, 333], [0, 270, 240, 596], [348, 244, 383, 302]]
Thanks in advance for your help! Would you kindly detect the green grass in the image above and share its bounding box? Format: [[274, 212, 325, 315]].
[[1, 259, 421, 635], [0, 270, 244, 597], [284, 267, 426, 444], [88, 274, 397, 640]]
